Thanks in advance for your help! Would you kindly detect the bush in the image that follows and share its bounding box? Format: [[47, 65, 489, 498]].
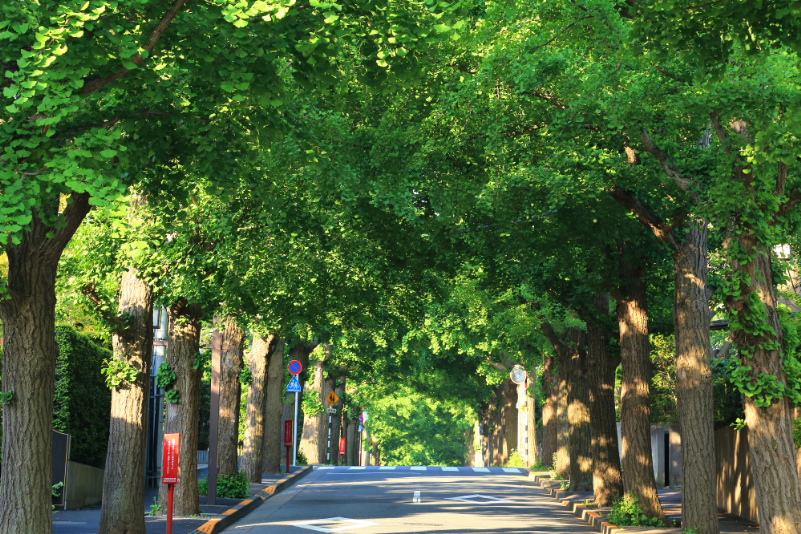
[[0, 326, 111, 467], [198, 471, 250, 499], [504, 450, 526, 468], [52, 326, 113, 467], [608, 495, 665, 527]]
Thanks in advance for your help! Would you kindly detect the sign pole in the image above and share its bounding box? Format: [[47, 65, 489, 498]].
[[167, 484, 174, 534], [293, 391, 299, 466], [162, 433, 180, 534]]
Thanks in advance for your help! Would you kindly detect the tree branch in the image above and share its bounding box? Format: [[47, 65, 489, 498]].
[[638, 127, 701, 203], [778, 187, 801, 218], [81, 283, 123, 327], [80, 0, 188, 94], [607, 186, 680, 251]]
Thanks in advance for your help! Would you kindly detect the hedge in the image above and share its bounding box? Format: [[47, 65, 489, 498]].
[[1, 326, 112, 468]]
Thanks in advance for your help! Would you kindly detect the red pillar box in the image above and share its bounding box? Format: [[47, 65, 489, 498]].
[[339, 437, 345, 462], [284, 420, 293, 473], [162, 433, 181, 534]]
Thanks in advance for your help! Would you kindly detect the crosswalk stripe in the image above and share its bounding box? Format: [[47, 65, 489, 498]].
[[472, 467, 490, 473], [349, 466, 366, 470], [379, 466, 396, 470], [502, 468, 522, 473], [413, 491, 421, 503], [440, 467, 459, 471], [410, 466, 426, 470]]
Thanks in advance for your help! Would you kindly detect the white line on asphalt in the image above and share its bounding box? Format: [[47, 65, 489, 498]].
[[413, 491, 421, 503], [471, 467, 490, 473], [502, 468, 522, 473], [291, 517, 378, 533], [379, 466, 396, 469], [316, 466, 335, 470], [410, 466, 426, 470], [440, 467, 459, 471], [349, 466, 366, 470]]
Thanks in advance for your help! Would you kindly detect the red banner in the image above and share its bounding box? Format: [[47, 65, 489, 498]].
[[162, 433, 180, 484], [339, 437, 346, 455], [284, 420, 293, 447]]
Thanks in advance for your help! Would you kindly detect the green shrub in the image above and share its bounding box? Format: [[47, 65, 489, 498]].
[[793, 417, 801, 449], [198, 471, 250, 499], [608, 495, 665, 527], [53, 326, 113, 467], [296, 450, 309, 466], [504, 450, 526, 468]]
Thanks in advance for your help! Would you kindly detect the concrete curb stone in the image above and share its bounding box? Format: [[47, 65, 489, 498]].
[[524, 469, 681, 534], [188, 466, 313, 534]]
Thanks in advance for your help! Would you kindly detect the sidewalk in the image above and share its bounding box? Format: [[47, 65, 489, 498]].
[[531, 472, 760, 534], [53, 465, 307, 534]]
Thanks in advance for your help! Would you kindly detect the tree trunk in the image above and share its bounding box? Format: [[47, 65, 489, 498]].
[[372, 441, 379, 466], [0, 193, 90, 534], [361, 429, 371, 466], [541, 353, 558, 468], [673, 223, 720, 534], [241, 334, 275, 483], [587, 295, 624, 506], [346, 420, 357, 466], [566, 329, 593, 491], [526, 367, 538, 467], [215, 315, 245, 477], [98, 268, 155, 534], [158, 300, 203, 516], [727, 241, 801, 534], [616, 256, 665, 520], [261, 339, 286, 474], [327, 380, 345, 464], [300, 346, 334, 464], [555, 355, 570, 477]]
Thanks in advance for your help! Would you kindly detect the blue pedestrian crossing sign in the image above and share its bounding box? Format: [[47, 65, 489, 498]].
[[286, 376, 302, 393]]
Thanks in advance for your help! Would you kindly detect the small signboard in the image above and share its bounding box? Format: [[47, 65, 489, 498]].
[[162, 433, 181, 484], [286, 375, 302, 393], [358, 424, 363, 432], [358, 415, 363, 423], [288, 360, 302, 375], [326, 390, 339, 407], [284, 420, 293, 447], [339, 438, 346, 455], [326, 407, 337, 414]]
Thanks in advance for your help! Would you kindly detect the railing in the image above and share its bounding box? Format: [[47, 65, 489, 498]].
[[197, 450, 209, 464]]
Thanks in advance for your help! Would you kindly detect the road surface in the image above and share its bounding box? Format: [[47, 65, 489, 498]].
[[225, 466, 599, 534]]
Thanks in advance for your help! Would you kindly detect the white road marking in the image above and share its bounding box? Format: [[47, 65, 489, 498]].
[[413, 491, 421, 503], [410, 466, 426, 470], [471, 467, 490, 473], [291, 517, 377, 533], [379, 466, 396, 470], [316, 466, 335, 470], [446, 494, 514, 504], [502, 468, 522, 473], [348, 466, 366, 470], [440, 467, 459, 472]]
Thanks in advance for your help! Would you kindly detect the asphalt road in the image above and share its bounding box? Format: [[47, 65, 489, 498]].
[[225, 466, 600, 534]]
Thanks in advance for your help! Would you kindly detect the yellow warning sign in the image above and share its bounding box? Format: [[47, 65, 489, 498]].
[[326, 391, 340, 407]]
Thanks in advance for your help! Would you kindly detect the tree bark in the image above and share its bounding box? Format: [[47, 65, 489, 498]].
[[300, 345, 334, 464], [526, 367, 538, 466], [727, 241, 801, 534], [158, 300, 203, 516], [241, 334, 275, 483], [327, 380, 345, 464], [346, 419, 357, 466], [541, 353, 558, 468], [673, 224, 720, 534], [566, 328, 593, 491], [555, 359, 570, 477], [98, 268, 155, 534], [261, 338, 286, 474], [616, 255, 665, 520], [0, 193, 90, 534], [587, 295, 624, 506], [215, 315, 245, 477]]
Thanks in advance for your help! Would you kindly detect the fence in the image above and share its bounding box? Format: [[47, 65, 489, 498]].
[[197, 450, 209, 464], [715, 426, 758, 523]]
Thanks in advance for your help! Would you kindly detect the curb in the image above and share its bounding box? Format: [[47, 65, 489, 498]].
[[524, 470, 681, 534], [190, 466, 313, 534]]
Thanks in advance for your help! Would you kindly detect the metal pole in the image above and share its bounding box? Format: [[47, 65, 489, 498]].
[[326, 413, 332, 463], [207, 330, 222, 506], [166, 484, 174, 534], [292, 391, 298, 466]]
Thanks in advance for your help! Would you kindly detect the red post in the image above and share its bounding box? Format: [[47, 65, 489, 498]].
[[167, 484, 174, 534], [283, 420, 293, 474], [162, 433, 180, 534]]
